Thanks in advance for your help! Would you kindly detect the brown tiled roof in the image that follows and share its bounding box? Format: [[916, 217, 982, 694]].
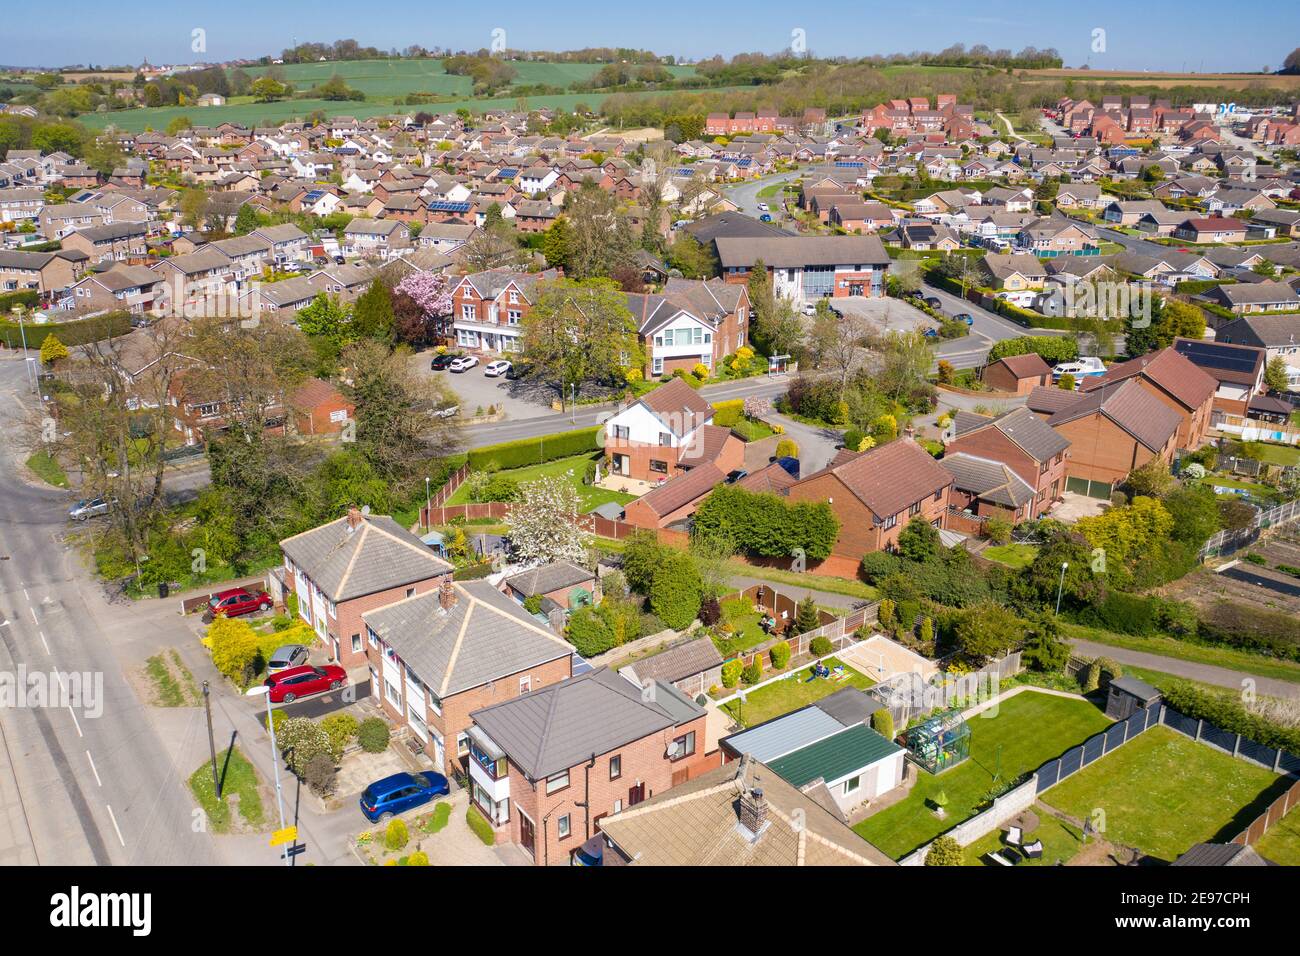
[[958, 406, 1070, 463], [678, 424, 737, 467], [994, 352, 1051, 379], [622, 637, 723, 685], [635, 463, 724, 516], [813, 438, 952, 519], [736, 461, 797, 494], [1080, 346, 1216, 412], [1026, 385, 1082, 415], [1049, 379, 1182, 452], [288, 377, 345, 411], [639, 378, 715, 436]]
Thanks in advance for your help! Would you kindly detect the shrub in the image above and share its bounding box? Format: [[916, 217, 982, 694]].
[[843, 427, 866, 451], [1095, 656, 1123, 683], [357, 717, 391, 753], [466, 805, 496, 845], [649, 551, 703, 630], [926, 835, 963, 866], [775, 438, 799, 459], [206, 616, 261, 686], [861, 551, 900, 585], [699, 596, 721, 626], [620, 529, 664, 594], [321, 713, 359, 762], [871, 708, 895, 740], [810, 636, 833, 656], [769, 640, 791, 670], [741, 657, 763, 685], [1079, 591, 1159, 635], [385, 817, 410, 851], [1162, 680, 1300, 753], [721, 659, 742, 688], [467, 426, 602, 471], [522, 594, 544, 614], [304, 753, 337, 796], [919, 616, 933, 645], [794, 596, 821, 635], [693, 362, 710, 380], [877, 598, 896, 629], [692, 485, 839, 561], [1080, 660, 1101, 693], [711, 399, 744, 427], [985, 516, 1012, 545], [278, 717, 330, 776], [406, 850, 430, 866], [1244, 552, 1268, 565]]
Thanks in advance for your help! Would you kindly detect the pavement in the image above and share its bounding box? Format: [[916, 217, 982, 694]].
[[1068, 638, 1300, 701]]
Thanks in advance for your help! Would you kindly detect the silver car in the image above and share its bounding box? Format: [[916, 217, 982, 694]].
[[68, 497, 112, 521], [267, 644, 310, 674]]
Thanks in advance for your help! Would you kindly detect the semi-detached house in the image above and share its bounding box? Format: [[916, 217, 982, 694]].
[[277, 509, 453, 670]]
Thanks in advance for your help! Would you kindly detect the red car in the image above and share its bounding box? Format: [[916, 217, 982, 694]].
[[264, 665, 347, 704], [207, 587, 273, 619]]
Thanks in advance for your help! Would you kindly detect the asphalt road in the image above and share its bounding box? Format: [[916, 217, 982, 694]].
[[723, 169, 804, 221], [0, 357, 221, 866]]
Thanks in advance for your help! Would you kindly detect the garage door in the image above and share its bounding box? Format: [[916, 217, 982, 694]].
[[1066, 476, 1113, 499]]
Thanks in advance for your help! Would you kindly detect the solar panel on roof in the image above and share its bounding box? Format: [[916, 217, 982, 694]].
[[1174, 339, 1259, 374]]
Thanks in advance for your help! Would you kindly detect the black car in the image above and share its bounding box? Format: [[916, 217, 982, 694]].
[[430, 352, 461, 371], [724, 469, 748, 484], [505, 362, 531, 381], [924, 296, 943, 311]]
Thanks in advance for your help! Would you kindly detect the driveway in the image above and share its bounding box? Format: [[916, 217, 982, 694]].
[[767, 409, 841, 475], [832, 295, 935, 336]]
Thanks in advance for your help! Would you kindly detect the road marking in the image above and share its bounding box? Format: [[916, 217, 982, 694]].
[[22, 588, 28, 600], [38, 630, 48, 654], [53, 672, 83, 737], [86, 750, 102, 787], [104, 804, 126, 847], [29, 607, 37, 624]]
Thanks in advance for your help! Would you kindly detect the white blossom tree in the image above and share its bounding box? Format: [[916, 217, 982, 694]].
[[506, 475, 590, 565]]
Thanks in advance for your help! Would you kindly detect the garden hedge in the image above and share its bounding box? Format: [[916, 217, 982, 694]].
[[711, 399, 744, 427], [466, 425, 602, 471], [0, 310, 131, 350], [1162, 680, 1300, 754]]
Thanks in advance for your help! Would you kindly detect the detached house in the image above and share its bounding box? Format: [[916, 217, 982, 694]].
[[466, 666, 713, 865], [1079, 346, 1217, 450], [277, 508, 454, 670], [604, 377, 744, 485], [715, 234, 890, 300], [628, 277, 750, 378]]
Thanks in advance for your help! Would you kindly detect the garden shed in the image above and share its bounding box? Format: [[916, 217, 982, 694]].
[[904, 709, 971, 774], [1104, 675, 1162, 721]]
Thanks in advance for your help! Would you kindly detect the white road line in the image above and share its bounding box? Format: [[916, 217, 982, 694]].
[[86, 750, 102, 787], [22, 588, 28, 600], [29, 607, 37, 624], [38, 630, 48, 654], [53, 672, 83, 737], [104, 804, 126, 847]]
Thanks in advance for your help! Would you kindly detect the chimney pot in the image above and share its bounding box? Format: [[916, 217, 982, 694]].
[[439, 576, 457, 611], [739, 786, 768, 835]]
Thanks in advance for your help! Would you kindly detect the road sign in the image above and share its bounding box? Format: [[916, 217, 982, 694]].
[[270, 826, 298, 847]]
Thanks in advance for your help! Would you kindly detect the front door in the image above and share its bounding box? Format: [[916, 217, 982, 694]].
[[519, 812, 536, 858], [628, 782, 646, 807]]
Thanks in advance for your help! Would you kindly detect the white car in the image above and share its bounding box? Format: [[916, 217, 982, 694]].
[[449, 355, 479, 373], [484, 360, 512, 377], [757, 201, 769, 211]]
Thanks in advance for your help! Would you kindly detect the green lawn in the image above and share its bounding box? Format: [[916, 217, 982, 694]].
[[25, 450, 68, 487], [446, 454, 635, 513], [713, 597, 769, 658], [982, 544, 1038, 569], [724, 559, 880, 601], [1243, 441, 1300, 467], [722, 656, 876, 727], [188, 747, 265, 833], [1064, 622, 1300, 685], [1043, 725, 1281, 861], [961, 806, 1087, 866], [1200, 474, 1278, 501], [853, 691, 1112, 859], [1254, 802, 1300, 865]]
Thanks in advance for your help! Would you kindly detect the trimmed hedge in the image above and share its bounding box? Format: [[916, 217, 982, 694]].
[[1162, 680, 1300, 754], [0, 310, 132, 350], [692, 484, 839, 561], [467, 425, 602, 471], [0, 289, 39, 313], [711, 399, 744, 427]]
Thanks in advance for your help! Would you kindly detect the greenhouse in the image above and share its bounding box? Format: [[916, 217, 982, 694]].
[[904, 709, 971, 774]]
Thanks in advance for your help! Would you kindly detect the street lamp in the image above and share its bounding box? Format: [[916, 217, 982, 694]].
[[1055, 561, 1069, 616], [245, 684, 291, 866], [424, 476, 431, 532], [11, 305, 35, 394]]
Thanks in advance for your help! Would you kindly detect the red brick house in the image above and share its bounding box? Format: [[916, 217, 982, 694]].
[[287, 377, 353, 436], [1079, 346, 1217, 451], [628, 277, 751, 378], [784, 439, 954, 576], [943, 407, 1070, 522], [362, 578, 574, 777], [449, 268, 559, 354], [466, 667, 714, 864], [603, 378, 744, 484], [278, 508, 454, 669]]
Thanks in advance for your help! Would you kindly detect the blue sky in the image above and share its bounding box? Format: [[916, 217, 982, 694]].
[[5, 0, 1297, 72]]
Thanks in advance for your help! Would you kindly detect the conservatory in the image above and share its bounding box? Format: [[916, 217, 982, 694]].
[[904, 709, 971, 774]]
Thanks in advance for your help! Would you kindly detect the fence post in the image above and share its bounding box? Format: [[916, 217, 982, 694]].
[[1195, 719, 1203, 742]]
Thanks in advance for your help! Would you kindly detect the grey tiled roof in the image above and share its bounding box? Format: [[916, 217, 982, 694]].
[[503, 561, 594, 598], [941, 452, 1037, 508], [280, 514, 452, 602], [362, 580, 572, 698], [469, 667, 703, 780]]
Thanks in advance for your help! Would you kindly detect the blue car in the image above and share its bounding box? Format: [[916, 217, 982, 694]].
[[359, 771, 449, 823]]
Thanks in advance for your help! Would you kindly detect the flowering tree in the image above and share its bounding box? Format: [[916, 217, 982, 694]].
[[394, 271, 453, 345], [506, 476, 589, 565]]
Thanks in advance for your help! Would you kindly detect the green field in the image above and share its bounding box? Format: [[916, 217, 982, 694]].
[[854, 691, 1112, 859], [1043, 725, 1281, 861], [1254, 802, 1300, 865]]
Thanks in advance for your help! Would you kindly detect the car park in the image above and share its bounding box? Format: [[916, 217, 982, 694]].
[[266, 645, 310, 674], [484, 360, 512, 377], [359, 771, 449, 823], [263, 664, 347, 704], [430, 352, 462, 371], [449, 355, 479, 372], [205, 587, 273, 620]]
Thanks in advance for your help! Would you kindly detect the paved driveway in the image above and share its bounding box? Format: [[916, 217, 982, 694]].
[[410, 351, 547, 421]]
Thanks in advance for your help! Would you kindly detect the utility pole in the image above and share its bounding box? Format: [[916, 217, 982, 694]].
[[1055, 561, 1069, 615], [202, 680, 220, 798]]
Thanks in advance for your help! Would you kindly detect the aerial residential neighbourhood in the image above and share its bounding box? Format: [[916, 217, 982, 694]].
[[3, 2, 1300, 929]]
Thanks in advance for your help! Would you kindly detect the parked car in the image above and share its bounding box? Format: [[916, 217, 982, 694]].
[[263, 664, 347, 704], [759, 214, 773, 222], [484, 359, 512, 377], [449, 355, 479, 372], [68, 497, 112, 521], [801, 302, 818, 316], [205, 587, 273, 620], [724, 469, 748, 484], [430, 352, 462, 371], [433, 403, 460, 419], [757, 202, 769, 211], [266, 645, 309, 674], [954, 313, 974, 326], [359, 771, 449, 823], [924, 296, 943, 310]]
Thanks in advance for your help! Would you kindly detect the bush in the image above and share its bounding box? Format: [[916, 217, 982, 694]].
[[985, 516, 1012, 545], [699, 596, 721, 626], [1078, 591, 1159, 635], [466, 805, 496, 845], [206, 616, 261, 686], [794, 596, 821, 635], [321, 713, 359, 762], [467, 426, 602, 471], [357, 717, 391, 754], [775, 438, 799, 459], [693, 362, 710, 380], [278, 717, 331, 776], [926, 835, 963, 866], [1080, 660, 1101, 693], [649, 551, 703, 630], [385, 817, 410, 851], [986, 335, 1079, 366], [871, 708, 895, 740], [692, 485, 839, 561], [711, 399, 744, 427], [0, 310, 132, 350], [1162, 680, 1300, 754], [721, 659, 742, 688], [406, 851, 430, 866], [843, 427, 866, 451], [861, 552, 900, 586], [741, 657, 763, 685], [304, 753, 337, 796], [1196, 600, 1300, 661], [877, 598, 896, 629], [769, 640, 791, 670], [810, 636, 833, 656], [621, 529, 664, 594]]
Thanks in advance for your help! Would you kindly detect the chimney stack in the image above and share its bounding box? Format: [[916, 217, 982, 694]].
[[438, 576, 457, 612], [738, 786, 768, 835], [345, 506, 364, 531]]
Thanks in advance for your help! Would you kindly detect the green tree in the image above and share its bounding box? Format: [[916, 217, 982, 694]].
[[621, 529, 664, 594], [519, 278, 642, 397], [39, 334, 69, 365], [926, 835, 963, 866], [251, 76, 287, 102], [351, 278, 395, 341], [233, 203, 263, 236], [897, 516, 941, 562], [1265, 355, 1290, 393], [649, 550, 703, 630], [953, 602, 1021, 661], [794, 596, 821, 635]]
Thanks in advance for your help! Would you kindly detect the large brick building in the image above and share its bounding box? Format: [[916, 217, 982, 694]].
[[467, 667, 714, 865], [715, 234, 890, 301]]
